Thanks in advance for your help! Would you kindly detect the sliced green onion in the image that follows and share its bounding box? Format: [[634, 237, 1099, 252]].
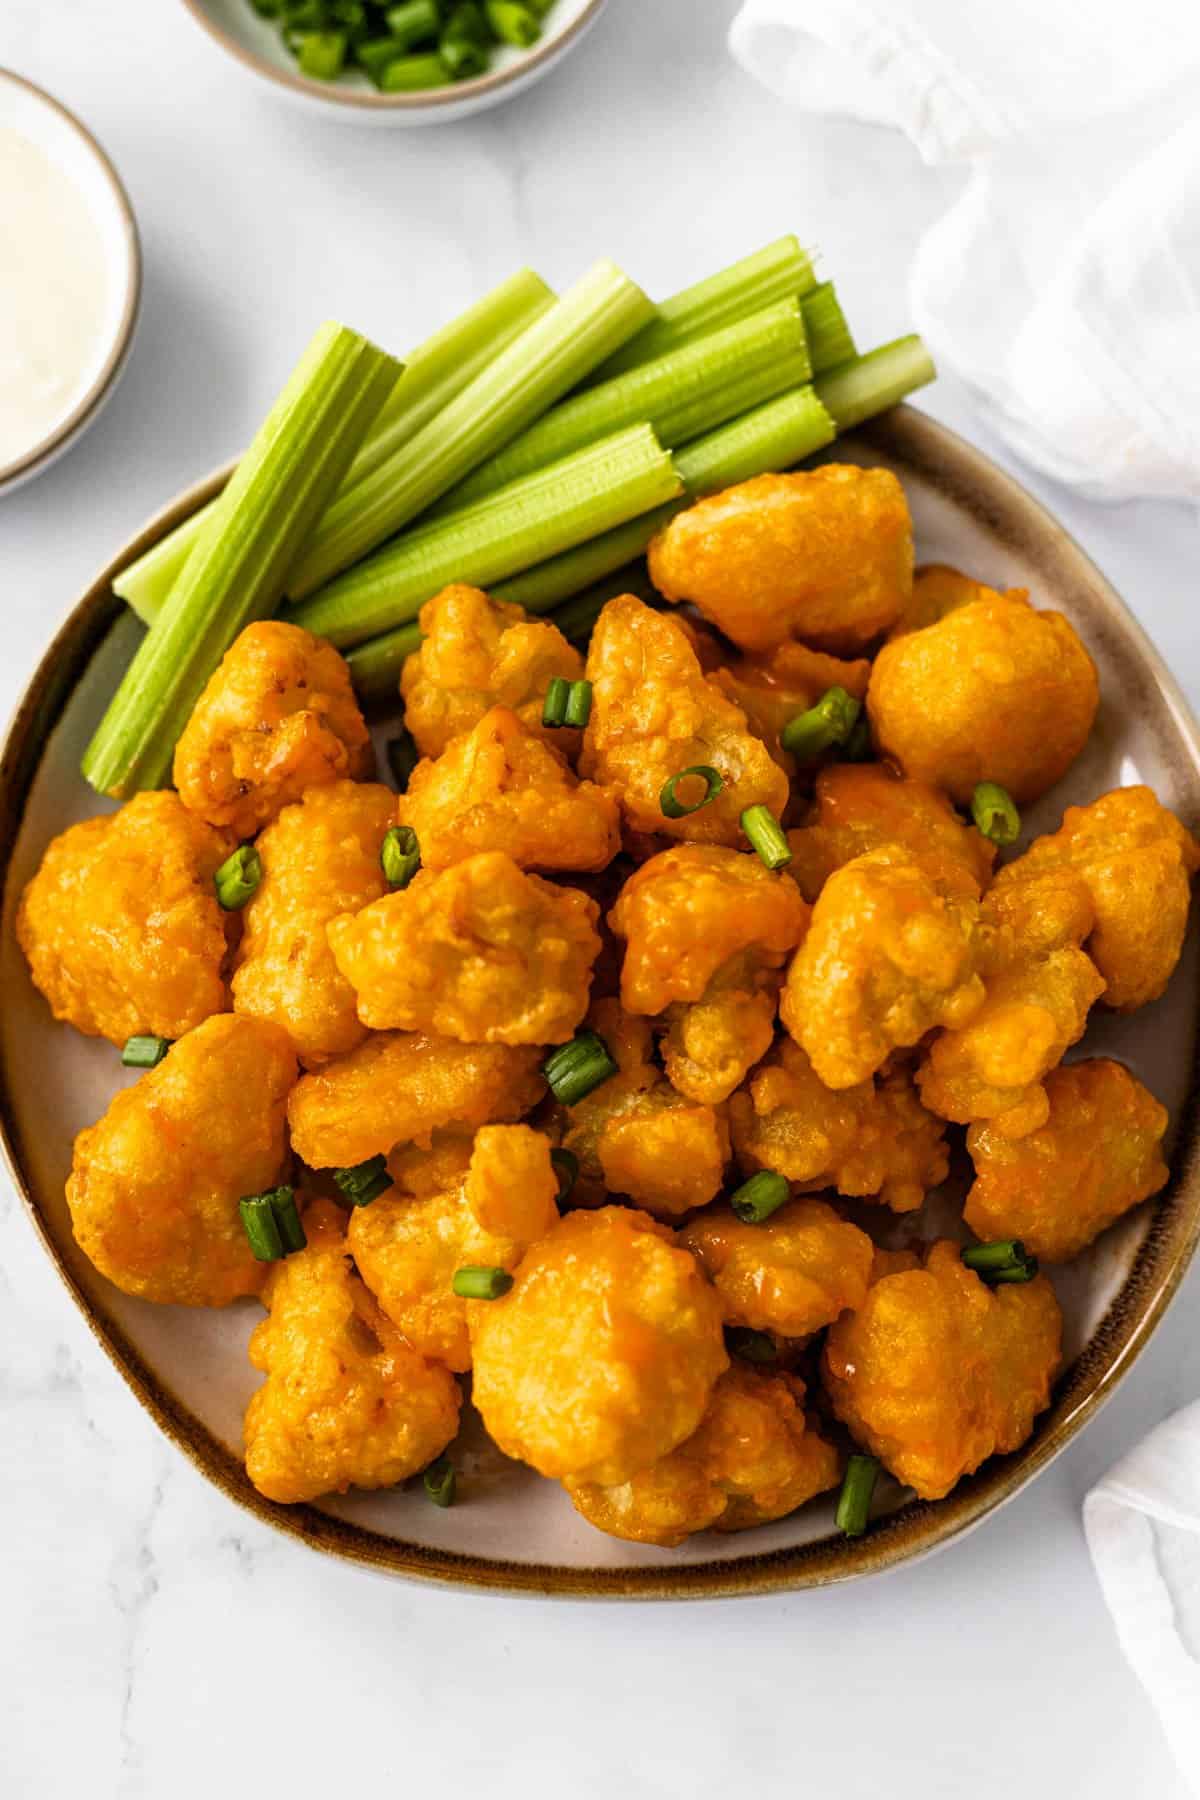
[[334, 1155, 395, 1208], [442, 0, 493, 40], [779, 686, 861, 762], [564, 679, 593, 729], [542, 676, 570, 728], [660, 765, 724, 819], [121, 1034, 171, 1069], [240, 1193, 283, 1263], [550, 1147, 578, 1202], [382, 52, 452, 87], [381, 825, 421, 889], [386, 729, 419, 790], [962, 1238, 1039, 1284], [544, 678, 591, 729], [836, 1453, 880, 1538], [438, 33, 488, 76], [215, 845, 262, 910], [452, 1265, 514, 1300], [726, 1326, 778, 1364], [485, 0, 539, 44], [815, 334, 937, 431], [423, 1454, 456, 1507], [384, 0, 440, 46], [296, 29, 347, 78], [971, 782, 1021, 847], [741, 805, 792, 871], [800, 281, 857, 375], [270, 1187, 308, 1255], [543, 1031, 618, 1106], [729, 1170, 790, 1224], [841, 714, 873, 763]]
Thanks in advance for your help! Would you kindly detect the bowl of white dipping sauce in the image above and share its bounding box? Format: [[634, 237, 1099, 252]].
[[0, 72, 141, 495]]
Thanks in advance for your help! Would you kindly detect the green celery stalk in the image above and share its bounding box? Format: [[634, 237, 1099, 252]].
[[347, 620, 424, 706], [83, 322, 401, 798], [114, 269, 555, 625], [291, 422, 681, 649], [288, 260, 654, 599], [815, 334, 936, 429], [801, 282, 857, 374]]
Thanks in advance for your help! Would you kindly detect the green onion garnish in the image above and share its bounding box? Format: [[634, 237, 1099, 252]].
[[740, 805, 792, 871], [550, 1147, 579, 1202], [961, 1239, 1039, 1285], [215, 846, 262, 911], [543, 678, 592, 729], [779, 686, 861, 762], [380, 53, 451, 89], [386, 730, 419, 791], [729, 1170, 790, 1224], [841, 714, 873, 763], [660, 765, 724, 819], [543, 1031, 618, 1106], [385, 0, 440, 47], [452, 1265, 514, 1300], [725, 1326, 778, 1364], [836, 1453, 880, 1538], [438, 33, 487, 77], [381, 825, 421, 890], [423, 1454, 456, 1507], [270, 1187, 308, 1255], [485, 0, 540, 44], [296, 29, 347, 79], [121, 1035, 171, 1069], [240, 1186, 307, 1262], [971, 782, 1021, 847], [564, 679, 593, 729], [334, 1155, 395, 1208]]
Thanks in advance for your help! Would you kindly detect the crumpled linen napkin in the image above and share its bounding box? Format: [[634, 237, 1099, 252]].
[[729, 0, 1200, 503]]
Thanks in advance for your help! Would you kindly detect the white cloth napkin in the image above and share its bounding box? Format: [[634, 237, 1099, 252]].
[[729, 0, 1200, 503]]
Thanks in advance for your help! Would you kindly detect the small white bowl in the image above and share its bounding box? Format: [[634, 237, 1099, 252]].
[[180, 0, 610, 124], [0, 72, 141, 496]]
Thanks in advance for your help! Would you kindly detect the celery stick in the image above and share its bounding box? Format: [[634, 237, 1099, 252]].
[[587, 236, 817, 384], [114, 270, 554, 626], [289, 261, 654, 599], [815, 334, 936, 429], [802, 282, 857, 375], [432, 299, 811, 514], [291, 422, 681, 649], [347, 620, 424, 705], [83, 323, 400, 798]]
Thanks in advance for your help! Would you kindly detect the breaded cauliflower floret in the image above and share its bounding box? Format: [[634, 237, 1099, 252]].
[[231, 781, 394, 1066], [610, 846, 809, 1103], [566, 1365, 841, 1547], [173, 621, 372, 836], [328, 852, 600, 1045], [400, 584, 584, 759], [965, 1059, 1169, 1262], [349, 1125, 560, 1372], [681, 1196, 874, 1337], [244, 1199, 460, 1504], [470, 1206, 728, 1485], [647, 467, 913, 654], [398, 705, 619, 874], [580, 596, 789, 848], [18, 793, 236, 1047], [780, 846, 985, 1090], [989, 786, 1200, 1012], [867, 593, 1099, 805], [887, 564, 1029, 640], [822, 1240, 1062, 1499], [787, 764, 995, 904], [729, 1038, 949, 1214], [287, 1031, 544, 1168], [709, 640, 871, 776], [66, 1015, 296, 1305]]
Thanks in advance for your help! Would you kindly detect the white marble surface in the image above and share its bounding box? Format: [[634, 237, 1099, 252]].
[[2, 3, 1199, 1795]]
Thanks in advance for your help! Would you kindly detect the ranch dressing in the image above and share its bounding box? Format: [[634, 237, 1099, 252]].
[[0, 127, 112, 467]]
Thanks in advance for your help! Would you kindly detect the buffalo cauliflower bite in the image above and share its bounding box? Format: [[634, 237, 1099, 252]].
[[231, 780, 395, 1066], [780, 846, 986, 1090], [965, 1059, 1169, 1262], [580, 596, 789, 847], [709, 640, 871, 777], [398, 705, 619, 874], [66, 1015, 296, 1305], [988, 786, 1200, 1012], [287, 1031, 544, 1168], [787, 763, 996, 904], [349, 1125, 560, 1372], [244, 1198, 460, 1504], [470, 1206, 728, 1485], [328, 852, 600, 1045], [18, 792, 235, 1046], [729, 1038, 949, 1214], [887, 564, 1029, 640], [399, 584, 584, 759], [647, 466, 913, 654], [867, 593, 1099, 806], [172, 620, 372, 836], [822, 1239, 1062, 1499], [610, 846, 810, 1103], [565, 1365, 841, 1547], [681, 1196, 874, 1337]]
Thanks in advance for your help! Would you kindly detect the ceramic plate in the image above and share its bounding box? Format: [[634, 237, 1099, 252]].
[[3, 406, 1198, 1597]]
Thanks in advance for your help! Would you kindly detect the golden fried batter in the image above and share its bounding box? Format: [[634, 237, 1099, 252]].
[[566, 1365, 841, 1546], [66, 1015, 296, 1305], [398, 705, 619, 874], [470, 1206, 728, 1484], [231, 780, 395, 1066], [681, 1196, 874, 1337], [781, 846, 985, 1089], [17, 792, 235, 1047], [173, 620, 372, 836], [580, 595, 789, 847], [244, 1198, 460, 1504], [287, 1031, 544, 1168], [328, 852, 600, 1044], [965, 1059, 1169, 1261], [787, 763, 996, 904], [887, 564, 1029, 640], [647, 467, 913, 654], [823, 1239, 1062, 1499], [730, 1038, 949, 1214], [400, 584, 584, 759], [867, 593, 1099, 805], [709, 640, 871, 776]]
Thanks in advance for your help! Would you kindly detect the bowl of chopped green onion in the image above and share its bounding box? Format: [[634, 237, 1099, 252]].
[[180, 0, 610, 121]]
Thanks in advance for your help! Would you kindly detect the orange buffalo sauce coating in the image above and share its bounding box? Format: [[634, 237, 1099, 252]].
[[887, 563, 1029, 640], [681, 1196, 874, 1338], [787, 763, 995, 904]]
